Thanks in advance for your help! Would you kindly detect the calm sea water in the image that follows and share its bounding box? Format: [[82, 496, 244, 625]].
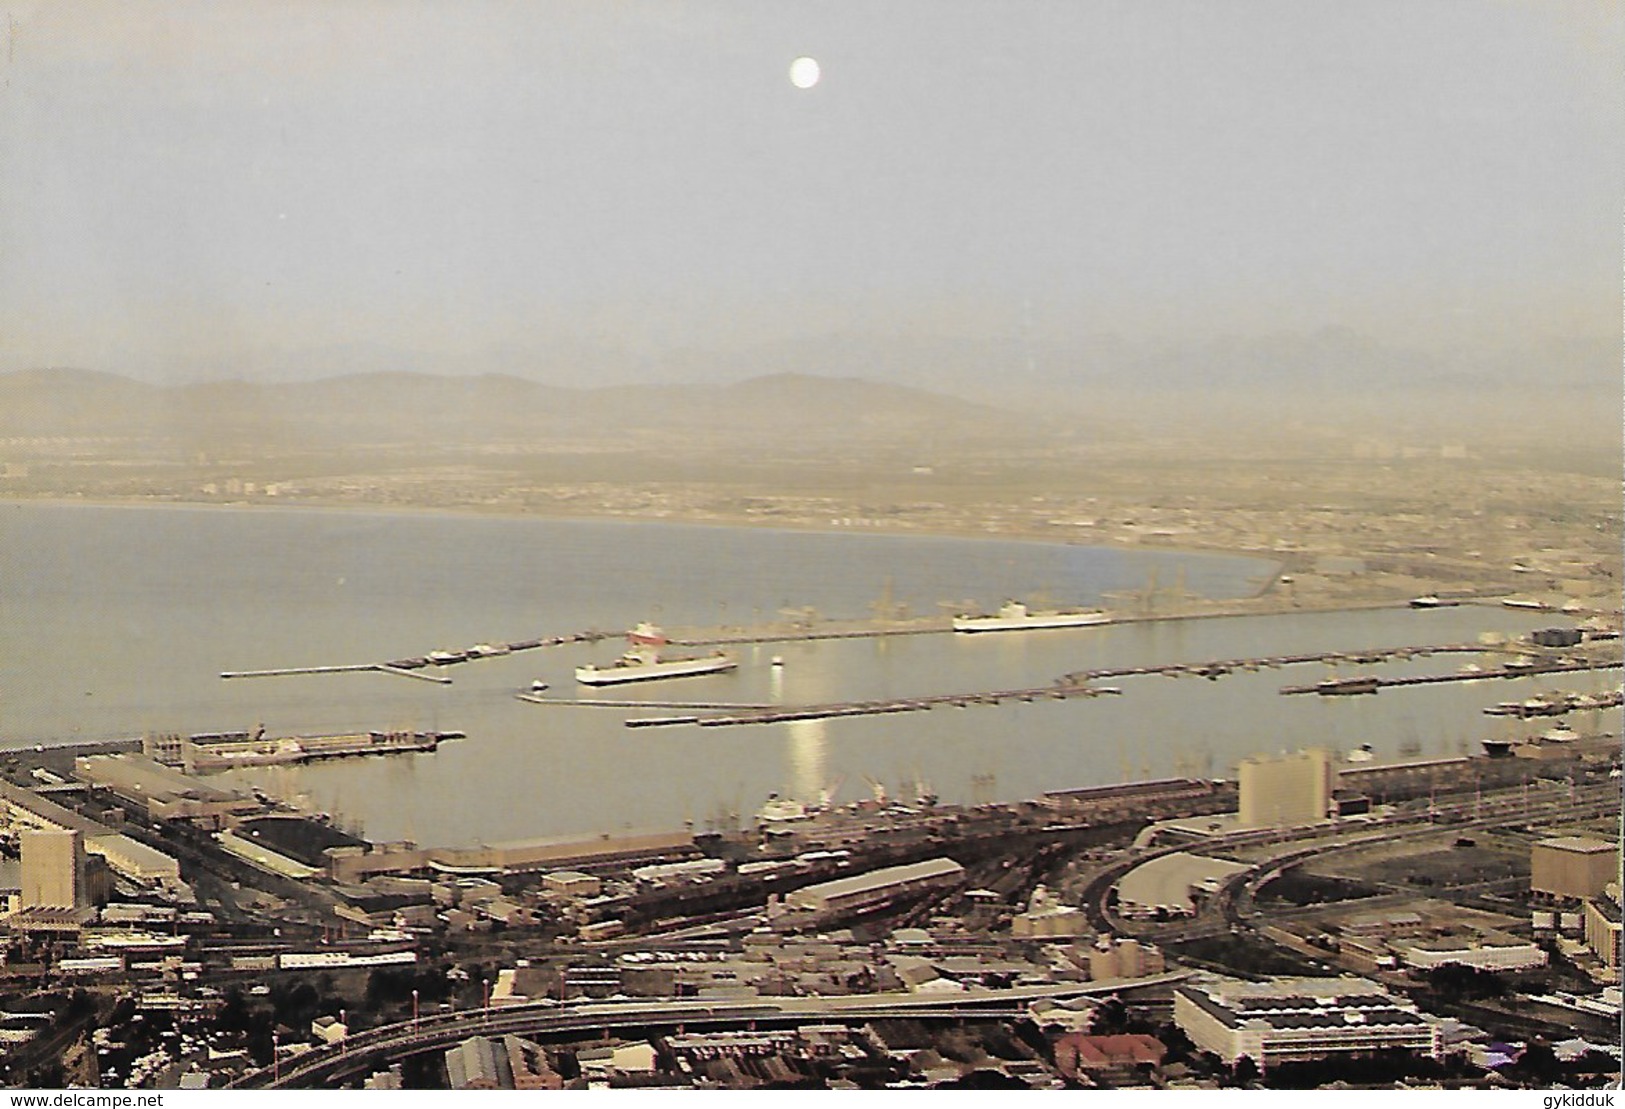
[[1, 501, 1562, 845]]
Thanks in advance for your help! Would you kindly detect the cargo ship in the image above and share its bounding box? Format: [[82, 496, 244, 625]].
[[951, 600, 1111, 633], [575, 647, 736, 686]]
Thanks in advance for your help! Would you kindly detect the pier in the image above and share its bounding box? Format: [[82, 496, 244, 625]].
[[611, 684, 1123, 729], [517, 695, 782, 710], [220, 663, 453, 684], [220, 631, 613, 684], [1281, 657, 1622, 696], [1055, 642, 1492, 687]]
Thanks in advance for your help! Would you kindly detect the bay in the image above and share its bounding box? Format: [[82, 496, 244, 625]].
[[1, 501, 1559, 845]]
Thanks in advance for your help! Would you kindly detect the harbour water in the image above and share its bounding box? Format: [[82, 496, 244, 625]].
[[1, 501, 1566, 845]]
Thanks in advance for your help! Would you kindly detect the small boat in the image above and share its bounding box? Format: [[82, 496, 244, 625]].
[[529, 680, 550, 693], [1409, 595, 1456, 609], [1345, 744, 1375, 763]]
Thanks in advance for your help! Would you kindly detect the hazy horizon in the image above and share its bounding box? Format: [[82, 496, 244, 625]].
[[2, 1, 1621, 388]]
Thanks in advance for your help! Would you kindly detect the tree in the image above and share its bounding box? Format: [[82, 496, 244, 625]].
[[1228, 1055, 1259, 1086]]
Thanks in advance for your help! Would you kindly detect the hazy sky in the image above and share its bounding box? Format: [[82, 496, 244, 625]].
[[1, 1, 1620, 382]]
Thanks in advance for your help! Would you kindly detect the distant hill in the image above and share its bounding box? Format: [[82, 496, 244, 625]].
[[0, 368, 1028, 449]]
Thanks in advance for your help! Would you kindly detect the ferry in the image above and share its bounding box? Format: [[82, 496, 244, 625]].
[[575, 647, 737, 686], [952, 600, 1111, 634]]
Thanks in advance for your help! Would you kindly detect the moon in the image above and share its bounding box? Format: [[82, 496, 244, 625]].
[[789, 56, 821, 89]]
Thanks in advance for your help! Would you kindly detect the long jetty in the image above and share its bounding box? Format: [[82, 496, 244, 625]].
[[1055, 642, 1492, 687], [621, 683, 1124, 728], [517, 695, 782, 710], [220, 631, 613, 684], [1281, 657, 1622, 696], [219, 663, 452, 685]]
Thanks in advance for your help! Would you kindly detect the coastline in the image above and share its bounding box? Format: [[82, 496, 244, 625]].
[[3, 492, 1286, 581]]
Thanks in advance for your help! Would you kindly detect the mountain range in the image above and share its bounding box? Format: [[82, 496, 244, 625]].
[[0, 368, 1027, 450]]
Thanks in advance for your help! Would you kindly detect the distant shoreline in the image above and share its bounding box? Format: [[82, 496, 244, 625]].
[[4, 493, 1285, 586]]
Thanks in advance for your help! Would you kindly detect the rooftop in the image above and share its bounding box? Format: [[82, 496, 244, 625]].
[[1535, 835, 1618, 855]]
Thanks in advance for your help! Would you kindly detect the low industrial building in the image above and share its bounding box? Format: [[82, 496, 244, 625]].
[[1173, 976, 1442, 1069], [0, 782, 182, 887], [1396, 934, 1546, 972], [325, 829, 696, 883], [779, 857, 964, 917], [73, 754, 260, 826], [1084, 935, 1165, 981], [1584, 888, 1622, 972], [1304, 901, 1548, 975], [1011, 885, 1090, 938], [542, 870, 602, 898], [444, 1034, 562, 1090]]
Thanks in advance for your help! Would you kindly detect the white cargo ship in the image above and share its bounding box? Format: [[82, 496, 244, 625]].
[[952, 599, 1111, 633], [575, 647, 737, 686]]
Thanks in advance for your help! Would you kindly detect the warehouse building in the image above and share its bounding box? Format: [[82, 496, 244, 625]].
[[74, 754, 260, 826], [0, 781, 181, 887], [781, 858, 964, 916], [444, 1034, 561, 1090]]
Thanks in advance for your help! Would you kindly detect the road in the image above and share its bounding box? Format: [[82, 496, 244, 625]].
[[231, 975, 1190, 1089]]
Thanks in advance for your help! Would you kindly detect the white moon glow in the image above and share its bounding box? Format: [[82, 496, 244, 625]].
[[789, 56, 821, 89]]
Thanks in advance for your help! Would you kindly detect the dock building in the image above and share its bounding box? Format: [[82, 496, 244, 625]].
[[73, 754, 260, 827], [325, 829, 697, 883]]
